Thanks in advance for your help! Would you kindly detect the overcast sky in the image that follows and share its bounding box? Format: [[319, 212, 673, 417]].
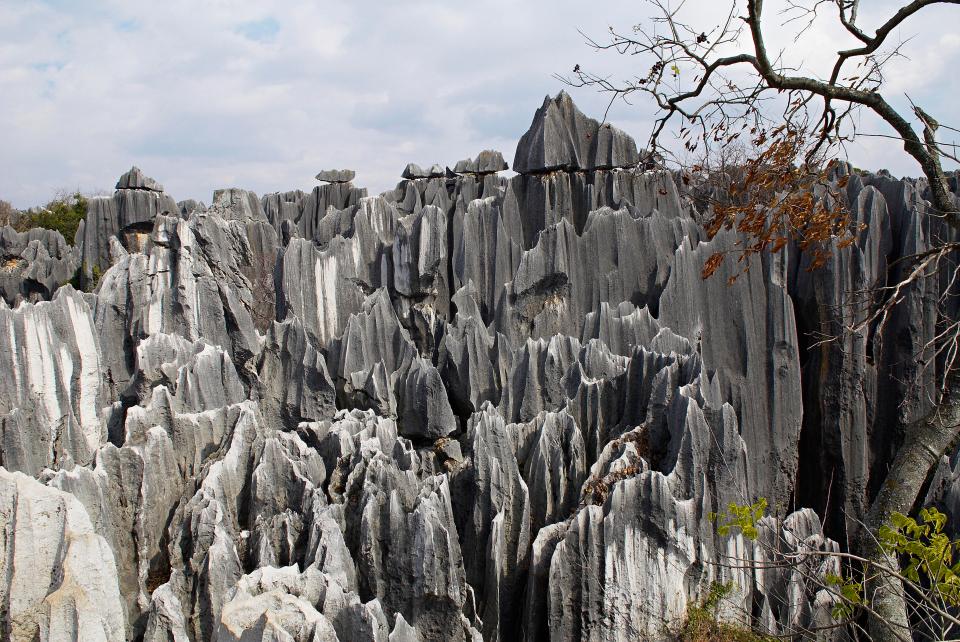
[[0, 0, 957, 208]]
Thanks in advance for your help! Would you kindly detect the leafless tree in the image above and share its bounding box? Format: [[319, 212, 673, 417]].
[[562, 1, 959, 639]]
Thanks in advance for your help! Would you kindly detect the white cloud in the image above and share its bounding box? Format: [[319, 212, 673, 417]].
[[0, 0, 956, 207]]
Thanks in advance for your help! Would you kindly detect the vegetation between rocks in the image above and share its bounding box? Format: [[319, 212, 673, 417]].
[[13, 191, 88, 242]]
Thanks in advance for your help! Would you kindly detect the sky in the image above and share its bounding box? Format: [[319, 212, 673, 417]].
[[0, 0, 957, 208]]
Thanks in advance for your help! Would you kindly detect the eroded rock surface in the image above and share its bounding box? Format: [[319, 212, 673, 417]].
[[512, 91, 639, 174], [317, 169, 357, 184], [0, 469, 126, 641], [0, 94, 955, 641], [0, 226, 79, 305]]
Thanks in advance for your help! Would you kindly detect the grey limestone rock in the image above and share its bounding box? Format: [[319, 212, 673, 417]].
[[0, 287, 107, 475], [351, 459, 476, 639], [0, 91, 950, 642], [143, 581, 190, 642], [178, 199, 205, 218], [209, 188, 268, 222], [47, 342, 247, 636], [397, 355, 456, 439], [518, 410, 586, 534], [255, 318, 337, 427], [475, 150, 508, 174], [317, 169, 357, 184], [48, 429, 182, 637], [93, 211, 261, 396], [78, 176, 180, 283], [453, 159, 477, 175], [788, 181, 891, 537], [438, 288, 506, 416], [117, 166, 165, 192], [215, 565, 388, 641], [326, 288, 454, 439], [753, 510, 843, 637], [159, 400, 330, 640], [658, 230, 802, 507], [512, 92, 640, 174], [402, 163, 445, 180], [582, 301, 693, 358], [402, 164, 428, 180], [508, 167, 686, 249], [393, 205, 448, 302], [503, 207, 689, 343], [0, 226, 79, 305], [276, 235, 367, 349], [451, 197, 522, 323], [0, 468, 126, 642], [454, 150, 508, 175], [456, 404, 531, 641], [263, 183, 368, 241]]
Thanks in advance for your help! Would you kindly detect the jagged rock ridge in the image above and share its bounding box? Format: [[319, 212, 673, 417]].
[[0, 93, 958, 641]]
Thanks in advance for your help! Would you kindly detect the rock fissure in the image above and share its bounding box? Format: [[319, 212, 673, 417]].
[[0, 96, 956, 641]]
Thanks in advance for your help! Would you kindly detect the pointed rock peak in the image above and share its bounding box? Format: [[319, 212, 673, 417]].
[[115, 166, 164, 192], [512, 92, 640, 174], [316, 169, 356, 184], [453, 150, 509, 175]]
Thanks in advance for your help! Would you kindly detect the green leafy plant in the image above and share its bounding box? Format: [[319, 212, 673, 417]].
[[824, 572, 864, 620], [879, 507, 960, 606], [709, 498, 767, 540], [15, 192, 87, 242], [678, 581, 775, 642], [710, 501, 960, 638]]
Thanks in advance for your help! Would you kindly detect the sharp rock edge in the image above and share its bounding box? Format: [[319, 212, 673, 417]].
[[0, 93, 958, 641]]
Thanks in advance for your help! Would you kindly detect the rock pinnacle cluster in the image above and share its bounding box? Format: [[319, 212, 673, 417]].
[[0, 91, 958, 641]]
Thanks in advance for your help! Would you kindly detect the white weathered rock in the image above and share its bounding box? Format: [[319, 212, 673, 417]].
[[0, 92, 950, 642], [0, 287, 106, 474], [0, 468, 125, 642]]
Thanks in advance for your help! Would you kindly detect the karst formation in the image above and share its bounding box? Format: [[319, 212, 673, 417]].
[[1, 92, 958, 641]]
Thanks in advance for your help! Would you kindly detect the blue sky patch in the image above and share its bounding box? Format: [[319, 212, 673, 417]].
[[236, 17, 280, 43], [31, 61, 65, 73], [116, 19, 140, 33]]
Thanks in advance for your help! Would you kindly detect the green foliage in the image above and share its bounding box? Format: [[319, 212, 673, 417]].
[[16, 192, 87, 242], [703, 580, 733, 611], [824, 573, 864, 620], [879, 507, 960, 606], [709, 498, 768, 540], [678, 581, 775, 642], [712, 501, 960, 634]]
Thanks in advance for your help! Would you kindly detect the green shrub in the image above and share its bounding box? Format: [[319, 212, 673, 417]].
[[16, 192, 87, 242], [678, 582, 775, 642]]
